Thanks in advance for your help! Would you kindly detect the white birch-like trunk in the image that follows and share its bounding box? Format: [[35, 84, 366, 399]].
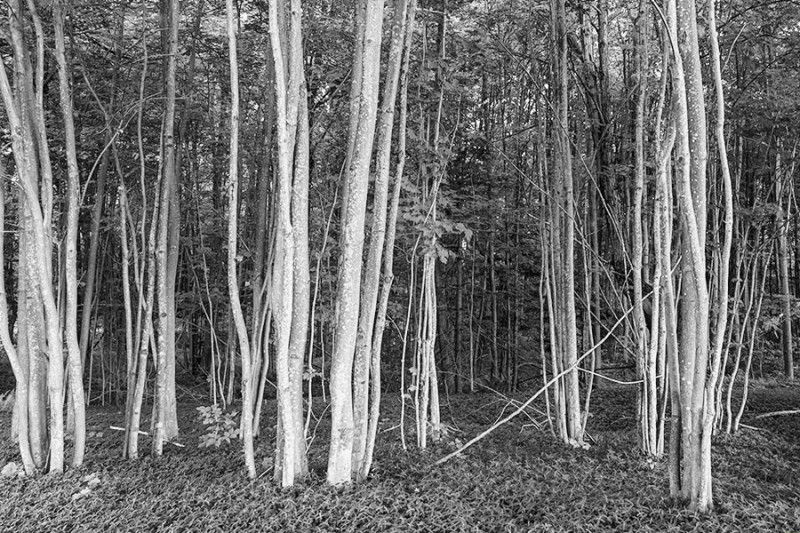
[[352, 0, 412, 479], [327, 0, 385, 486], [226, 0, 257, 479], [549, 0, 582, 445], [53, 1, 87, 467], [153, 0, 180, 456]]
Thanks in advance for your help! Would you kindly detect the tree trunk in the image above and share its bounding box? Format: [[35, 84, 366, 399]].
[[269, 0, 308, 487], [1, 0, 66, 474], [54, 0, 87, 467], [775, 144, 794, 379], [352, 0, 411, 480], [327, 0, 385, 486], [226, 0, 257, 478], [550, 0, 582, 445], [0, 160, 36, 475]]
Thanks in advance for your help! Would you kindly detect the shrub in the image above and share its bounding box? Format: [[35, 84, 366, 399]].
[[196, 405, 240, 448]]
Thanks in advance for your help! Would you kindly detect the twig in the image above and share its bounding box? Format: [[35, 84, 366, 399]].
[[754, 409, 800, 420], [109, 426, 186, 447], [110, 425, 146, 435]]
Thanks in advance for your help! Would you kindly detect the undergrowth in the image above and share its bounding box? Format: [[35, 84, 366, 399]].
[[0, 383, 798, 532]]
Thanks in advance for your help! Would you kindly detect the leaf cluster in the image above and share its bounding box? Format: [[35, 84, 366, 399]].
[[195, 405, 240, 448]]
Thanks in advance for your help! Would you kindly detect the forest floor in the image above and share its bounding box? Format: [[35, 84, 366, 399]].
[[0, 377, 798, 532]]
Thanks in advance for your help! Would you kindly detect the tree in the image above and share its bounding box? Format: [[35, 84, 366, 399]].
[[546, 0, 583, 446], [226, 0, 257, 479], [153, 0, 181, 456], [662, 0, 732, 510], [0, 0, 86, 473], [327, 0, 385, 486], [269, 0, 310, 487], [351, 0, 413, 481], [54, 0, 87, 467]]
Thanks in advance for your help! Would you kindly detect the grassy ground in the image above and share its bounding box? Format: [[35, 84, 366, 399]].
[[0, 381, 798, 532]]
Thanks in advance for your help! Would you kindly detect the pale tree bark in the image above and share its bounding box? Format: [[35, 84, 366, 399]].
[[412, 3, 447, 450], [662, 0, 731, 510], [549, 0, 582, 445], [270, 0, 309, 487], [352, 0, 411, 480], [19, 208, 49, 470], [124, 9, 160, 458], [53, 0, 86, 467], [583, 0, 608, 388], [126, 180, 161, 459], [700, 0, 735, 505], [0, 0, 67, 473], [633, 0, 666, 458], [226, 0, 257, 479], [31, 0, 66, 475], [327, 0, 385, 486], [632, 0, 649, 454], [284, 83, 311, 482], [775, 142, 793, 380], [153, 0, 181, 457], [0, 157, 36, 475], [119, 185, 135, 454], [362, 2, 417, 475], [642, 21, 676, 461]]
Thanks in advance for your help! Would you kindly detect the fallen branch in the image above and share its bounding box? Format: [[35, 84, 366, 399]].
[[435, 308, 632, 466], [109, 426, 186, 447], [754, 409, 800, 420], [110, 425, 147, 435]]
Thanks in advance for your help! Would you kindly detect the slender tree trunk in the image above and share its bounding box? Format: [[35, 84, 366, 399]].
[[454, 236, 464, 393], [363, 2, 417, 473], [775, 144, 794, 379], [0, 159, 36, 475], [1, 0, 66, 473], [226, 0, 257, 479], [270, 0, 308, 487], [153, 0, 180, 456], [327, 0, 385, 486], [286, 83, 311, 480], [550, 0, 582, 444], [124, 5, 158, 459], [664, 0, 729, 510], [53, 0, 86, 467], [352, 0, 411, 480]]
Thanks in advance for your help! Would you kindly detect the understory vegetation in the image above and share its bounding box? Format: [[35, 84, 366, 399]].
[[1, 380, 797, 532]]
